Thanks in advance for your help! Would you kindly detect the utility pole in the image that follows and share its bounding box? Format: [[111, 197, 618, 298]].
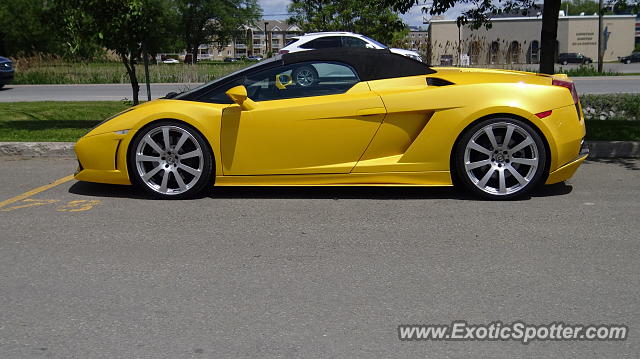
[[263, 21, 269, 56], [457, 23, 461, 66], [597, 0, 604, 73]]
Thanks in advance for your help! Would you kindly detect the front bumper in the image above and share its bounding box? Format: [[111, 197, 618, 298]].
[[0, 71, 13, 84], [74, 131, 133, 185]]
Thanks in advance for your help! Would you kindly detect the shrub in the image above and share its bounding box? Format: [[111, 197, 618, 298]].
[[560, 65, 621, 77], [580, 94, 640, 121]]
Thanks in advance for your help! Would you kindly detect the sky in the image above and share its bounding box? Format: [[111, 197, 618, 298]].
[[257, 0, 472, 27]]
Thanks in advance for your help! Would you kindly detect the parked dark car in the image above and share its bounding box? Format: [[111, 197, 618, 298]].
[[619, 52, 640, 64], [557, 53, 593, 65], [223, 57, 239, 62], [0, 56, 14, 88]]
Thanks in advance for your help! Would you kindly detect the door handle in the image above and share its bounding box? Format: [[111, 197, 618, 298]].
[[357, 107, 386, 116]]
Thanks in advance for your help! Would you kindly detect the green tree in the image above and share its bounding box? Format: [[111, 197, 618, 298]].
[[58, 0, 178, 104], [288, 0, 408, 45], [560, 0, 600, 15], [176, 0, 261, 63], [0, 0, 59, 56]]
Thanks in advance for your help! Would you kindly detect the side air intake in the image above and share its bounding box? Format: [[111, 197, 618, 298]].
[[426, 77, 455, 86]]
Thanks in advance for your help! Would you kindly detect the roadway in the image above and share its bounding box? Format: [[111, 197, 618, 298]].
[[0, 74, 638, 103], [0, 157, 638, 358]]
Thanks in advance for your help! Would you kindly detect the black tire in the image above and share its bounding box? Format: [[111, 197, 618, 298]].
[[292, 65, 318, 87], [453, 117, 547, 200], [561, 60, 568, 65], [128, 120, 214, 199], [625, 60, 631, 64]]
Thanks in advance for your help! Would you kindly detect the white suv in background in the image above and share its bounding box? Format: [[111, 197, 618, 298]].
[[279, 32, 423, 62]]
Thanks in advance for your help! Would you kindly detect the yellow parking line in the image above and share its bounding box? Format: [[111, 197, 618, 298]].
[[0, 175, 74, 209]]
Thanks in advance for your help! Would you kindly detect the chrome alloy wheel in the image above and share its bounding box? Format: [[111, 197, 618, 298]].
[[134, 125, 204, 195], [463, 122, 540, 196], [294, 68, 315, 86]]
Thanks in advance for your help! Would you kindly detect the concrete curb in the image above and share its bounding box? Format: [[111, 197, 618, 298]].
[[0, 141, 639, 159], [0, 142, 75, 157]]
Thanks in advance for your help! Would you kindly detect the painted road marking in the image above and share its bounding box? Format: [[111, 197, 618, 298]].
[[0, 175, 74, 209], [0, 199, 60, 212], [1, 199, 101, 213], [57, 200, 101, 212]]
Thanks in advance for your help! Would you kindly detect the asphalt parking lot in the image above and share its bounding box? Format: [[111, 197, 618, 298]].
[[1, 157, 638, 358]]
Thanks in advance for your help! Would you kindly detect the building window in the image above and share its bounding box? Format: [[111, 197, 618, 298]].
[[489, 41, 500, 64], [528, 40, 539, 64], [507, 41, 520, 64], [468, 41, 481, 65]]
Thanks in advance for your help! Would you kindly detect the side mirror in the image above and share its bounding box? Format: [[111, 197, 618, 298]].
[[275, 73, 293, 90], [225, 85, 257, 110]]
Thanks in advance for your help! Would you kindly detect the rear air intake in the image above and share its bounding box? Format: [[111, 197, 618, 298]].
[[426, 77, 455, 86]]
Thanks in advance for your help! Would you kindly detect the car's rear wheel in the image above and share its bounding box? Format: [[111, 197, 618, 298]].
[[625, 59, 631, 64], [292, 65, 318, 87], [129, 120, 213, 199], [454, 118, 547, 200]]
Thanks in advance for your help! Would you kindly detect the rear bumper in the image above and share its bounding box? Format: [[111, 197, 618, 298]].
[[545, 141, 589, 184]]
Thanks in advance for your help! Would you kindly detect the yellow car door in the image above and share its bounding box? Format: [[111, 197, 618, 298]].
[[220, 61, 386, 175]]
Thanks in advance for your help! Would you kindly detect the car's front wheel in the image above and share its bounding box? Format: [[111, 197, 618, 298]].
[[128, 120, 213, 199], [625, 59, 631, 64], [454, 118, 547, 200], [561, 60, 568, 65]]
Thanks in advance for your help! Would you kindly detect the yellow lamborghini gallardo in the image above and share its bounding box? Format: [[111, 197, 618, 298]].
[[74, 48, 588, 200]]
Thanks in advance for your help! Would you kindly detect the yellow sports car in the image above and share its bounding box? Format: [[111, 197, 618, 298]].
[[74, 48, 588, 200]]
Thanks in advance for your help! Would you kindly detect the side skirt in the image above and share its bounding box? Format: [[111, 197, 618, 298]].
[[214, 171, 453, 187]]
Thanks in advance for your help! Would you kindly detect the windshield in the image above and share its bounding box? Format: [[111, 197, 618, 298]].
[[361, 35, 388, 49], [175, 56, 282, 98]]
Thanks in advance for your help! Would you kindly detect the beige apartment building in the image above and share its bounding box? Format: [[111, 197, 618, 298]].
[[192, 20, 302, 61], [181, 20, 430, 61], [428, 14, 636, 65]]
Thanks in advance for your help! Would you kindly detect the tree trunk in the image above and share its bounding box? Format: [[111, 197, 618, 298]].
[[192, 44, 199, 64], [121, 54, 140, 105], [539, 0, 561, 74]]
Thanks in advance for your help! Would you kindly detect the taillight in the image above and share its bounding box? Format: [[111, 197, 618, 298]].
[[552, 79, 579, 104], [278, 50, 289, 54]]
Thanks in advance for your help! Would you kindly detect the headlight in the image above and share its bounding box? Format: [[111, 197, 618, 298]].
[[85, 108, 135, 136]]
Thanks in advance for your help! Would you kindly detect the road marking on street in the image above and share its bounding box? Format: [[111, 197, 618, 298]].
[[0, 199, 60, 212], [1, 199, 101, 213], [0, 175, 74, 209], [56, 200, 101, 212]]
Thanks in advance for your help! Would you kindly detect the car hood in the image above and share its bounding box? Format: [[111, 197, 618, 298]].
[[389, 48, 420, 57], [0, 56, 11, 63]]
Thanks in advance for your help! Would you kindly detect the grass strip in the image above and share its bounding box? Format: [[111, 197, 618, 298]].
[[13, 62, 250, 85], [0, 101, 129, 142], [585, 120, 640, 141]]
